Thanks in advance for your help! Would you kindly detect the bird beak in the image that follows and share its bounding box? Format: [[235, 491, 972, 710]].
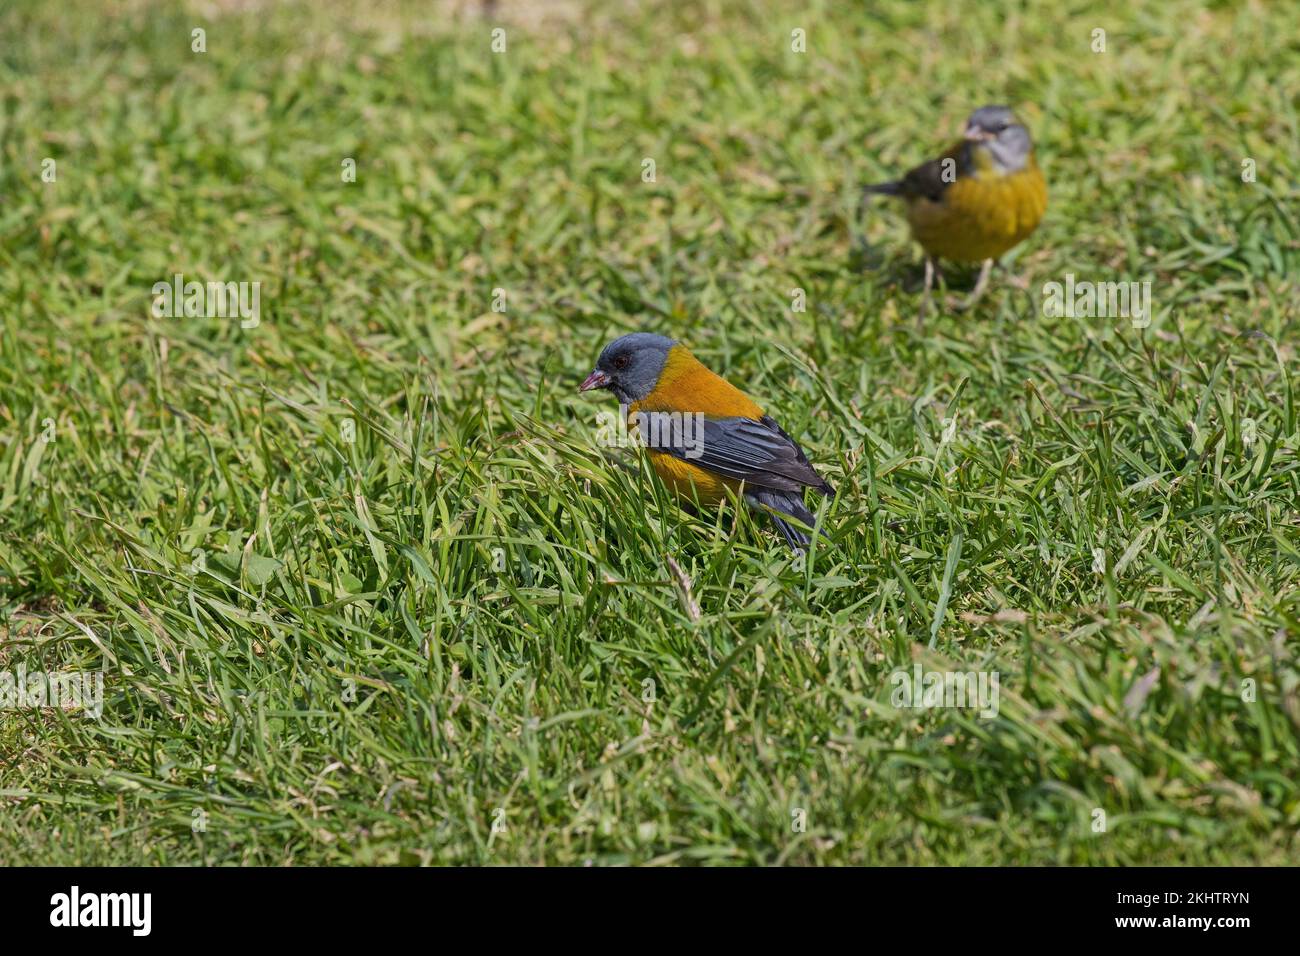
[[964, 124, 988, 142], [579, 369, 611, 392]]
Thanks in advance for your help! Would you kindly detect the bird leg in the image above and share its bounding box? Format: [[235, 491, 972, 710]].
[[919, 256, 941, 321], [957, 258, 994, 311]]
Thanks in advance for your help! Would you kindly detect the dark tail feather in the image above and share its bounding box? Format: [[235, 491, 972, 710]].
[[750, 490, 825, 553], [770, 513, 812, 551], [864, 181, 903, 197]]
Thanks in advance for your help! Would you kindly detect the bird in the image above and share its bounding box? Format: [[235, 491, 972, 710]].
[[864, 105, 1047, 311], [579, 332, 833, 551]]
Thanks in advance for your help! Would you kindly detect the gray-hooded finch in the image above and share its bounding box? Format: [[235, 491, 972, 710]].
[[580, 333, 833, 550]]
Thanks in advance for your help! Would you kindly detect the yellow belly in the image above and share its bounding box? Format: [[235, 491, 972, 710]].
[[906, 164, 1047, 262]]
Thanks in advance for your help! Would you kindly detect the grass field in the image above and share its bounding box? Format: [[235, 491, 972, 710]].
[[1, 0, 1298, 865]]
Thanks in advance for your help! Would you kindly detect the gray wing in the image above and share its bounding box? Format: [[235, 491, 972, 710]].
[[645, 413, 832, 495]]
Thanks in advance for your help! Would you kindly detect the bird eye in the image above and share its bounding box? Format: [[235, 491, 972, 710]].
[[613, 355, 630, 370]]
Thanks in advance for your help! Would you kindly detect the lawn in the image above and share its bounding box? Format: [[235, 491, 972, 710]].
[[1, 0, 1298, 865]]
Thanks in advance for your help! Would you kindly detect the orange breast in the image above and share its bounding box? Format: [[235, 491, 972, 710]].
[[905, 159, 1047, 262]]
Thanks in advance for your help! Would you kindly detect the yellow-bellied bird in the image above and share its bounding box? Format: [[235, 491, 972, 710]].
[[865, 105, 1047, 310]]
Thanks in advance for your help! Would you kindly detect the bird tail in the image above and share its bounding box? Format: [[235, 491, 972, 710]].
[[749, 490, 826, 553], [864, 180, 903, 197]]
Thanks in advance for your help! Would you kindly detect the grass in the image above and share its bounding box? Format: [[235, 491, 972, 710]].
[[1, 0, 1298, 865]]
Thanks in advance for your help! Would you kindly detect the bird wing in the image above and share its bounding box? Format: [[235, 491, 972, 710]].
[[896, 141, 970, 201], [644, 414, 832, 495]]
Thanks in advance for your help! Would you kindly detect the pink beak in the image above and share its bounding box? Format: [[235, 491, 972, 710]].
[[580, 369, 611, 392], [964, 124, 988, 142]]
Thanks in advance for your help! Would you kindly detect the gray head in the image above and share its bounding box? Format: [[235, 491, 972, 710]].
[[579, 332, 676, 405], [963, 105, 1033, 172]]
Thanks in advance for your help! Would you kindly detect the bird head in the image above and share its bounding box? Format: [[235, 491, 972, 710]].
[[963, 105, 1033, 173], [579, 332, 676, 405]]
